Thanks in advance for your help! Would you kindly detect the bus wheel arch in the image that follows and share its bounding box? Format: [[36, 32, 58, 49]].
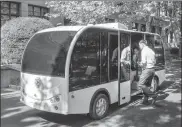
[[89, 88, 110, 120]]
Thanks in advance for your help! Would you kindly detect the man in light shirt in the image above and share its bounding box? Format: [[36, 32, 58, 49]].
[[120, 45, 131, 80], [138, 40, 157, 104], [111, 44, 131, 80], [120, 45, 130, 65]]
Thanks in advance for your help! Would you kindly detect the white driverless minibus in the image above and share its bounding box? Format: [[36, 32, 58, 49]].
[[20, 23, 165, 119]]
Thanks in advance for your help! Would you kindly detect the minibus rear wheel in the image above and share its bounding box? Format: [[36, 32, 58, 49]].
[[89, 93, 109, 120]]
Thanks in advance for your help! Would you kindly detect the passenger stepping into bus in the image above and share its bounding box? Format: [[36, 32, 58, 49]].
[[138, 40, 158, 105]]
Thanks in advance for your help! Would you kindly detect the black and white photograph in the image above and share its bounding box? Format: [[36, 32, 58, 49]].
[[1, 0, 182, 127]]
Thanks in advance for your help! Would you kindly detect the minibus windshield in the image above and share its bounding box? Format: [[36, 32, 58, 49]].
[[22, 31, 77, 77]]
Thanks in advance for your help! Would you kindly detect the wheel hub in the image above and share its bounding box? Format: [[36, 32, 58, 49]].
[[96, 98, 107, 116]]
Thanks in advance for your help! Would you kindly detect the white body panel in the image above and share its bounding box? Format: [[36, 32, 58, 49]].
[[96, 23, 128, 30], [37, 26, 84, 33], [20, 73, 69, 114], [68, 80, 131, 114], [119, 80, 131, 104], [68, 81, 118, 114], [155, 69, 166, 85]]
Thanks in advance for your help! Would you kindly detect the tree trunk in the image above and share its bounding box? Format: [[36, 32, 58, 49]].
[[179, 42, 182, 58], [146, 16, 152, 32], [180, 2, 182, 58]]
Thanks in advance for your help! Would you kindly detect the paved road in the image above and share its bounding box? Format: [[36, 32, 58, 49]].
[[1, 60, 181, 127]]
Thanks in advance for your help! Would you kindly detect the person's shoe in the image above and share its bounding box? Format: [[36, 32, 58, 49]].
[[142, 96, 150, 105], [149, 94, 158, 98], [151, 95, 158, 105], [142, 100, 150, 105]]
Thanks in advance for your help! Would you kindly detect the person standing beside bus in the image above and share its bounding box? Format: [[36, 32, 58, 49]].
[[138, 40, 157, 104]]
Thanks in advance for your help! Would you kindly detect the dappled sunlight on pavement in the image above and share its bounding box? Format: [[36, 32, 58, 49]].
[[164, 93, 181, 103], [1, 106, 32, 119], [156, 114, 173, 124], [1, 91, 20, 99]]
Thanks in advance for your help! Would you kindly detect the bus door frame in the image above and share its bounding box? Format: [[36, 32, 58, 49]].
[[118, 31, 131, 105], [108, 32, 119, 81]]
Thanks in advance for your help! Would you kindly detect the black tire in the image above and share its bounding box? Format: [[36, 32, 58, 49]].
[[89, 94, 109, 120], [150, 77, 159, 93]]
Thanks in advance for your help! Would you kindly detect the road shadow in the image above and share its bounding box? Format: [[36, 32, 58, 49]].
[[37, 112, 92, 127], [86, 97, 181, 127]]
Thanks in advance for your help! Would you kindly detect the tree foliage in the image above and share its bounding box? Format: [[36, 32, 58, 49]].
[[1, 17, 54, 65], [46, 1, 181, 49], [46, 1, 181, 29], [46, 1, 120, 25]]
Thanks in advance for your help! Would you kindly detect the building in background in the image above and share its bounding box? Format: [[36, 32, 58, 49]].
[[0, 0, 64, 26]]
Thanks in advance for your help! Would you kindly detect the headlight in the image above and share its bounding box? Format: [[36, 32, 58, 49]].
[[50, 95, 60, 103]]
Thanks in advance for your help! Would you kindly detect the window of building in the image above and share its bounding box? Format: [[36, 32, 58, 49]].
[[132, 23, 138, 30], [105, 18, 115, 23], [141, 24, 146, 32], [1, 1, 20, 26], [64, 17, 71, 26], [28, 5, 49, 19], [151, 26, 156, 33]]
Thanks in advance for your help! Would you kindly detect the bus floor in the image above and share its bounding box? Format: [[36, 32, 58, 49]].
[[131, 81, 142, 96], [131, 89, 142, 96]]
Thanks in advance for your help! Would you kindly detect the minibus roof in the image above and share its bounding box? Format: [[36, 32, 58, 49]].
[[37, 26, 85, 33], [37, 23, 160, 36]]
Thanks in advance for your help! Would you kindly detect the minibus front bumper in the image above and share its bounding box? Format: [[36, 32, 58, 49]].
[[20, 94, 68, 115]]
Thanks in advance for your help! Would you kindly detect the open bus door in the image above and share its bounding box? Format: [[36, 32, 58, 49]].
[[108, 31, 131, 105], [117, 32, 131, 105]]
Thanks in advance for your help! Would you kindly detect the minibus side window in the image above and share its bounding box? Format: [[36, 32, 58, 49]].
[[120, 32, 130, 81], [154, 35, 165, 69], [109, 33, 118, 81], [100, 32, 109, 83], [131, 32, 144, 78], [70, 30, 100, 91]]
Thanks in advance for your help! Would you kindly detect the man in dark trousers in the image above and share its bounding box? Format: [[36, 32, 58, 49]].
[[138, 40, 157, 104]]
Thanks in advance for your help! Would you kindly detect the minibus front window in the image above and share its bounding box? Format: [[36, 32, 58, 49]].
[[22, 31, 76, 77]]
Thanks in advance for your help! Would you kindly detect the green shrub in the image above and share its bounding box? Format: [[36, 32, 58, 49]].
[[1, 17, 54, 65]]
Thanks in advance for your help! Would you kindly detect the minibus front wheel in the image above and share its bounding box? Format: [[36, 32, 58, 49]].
[[89, 93, 109, 120]]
